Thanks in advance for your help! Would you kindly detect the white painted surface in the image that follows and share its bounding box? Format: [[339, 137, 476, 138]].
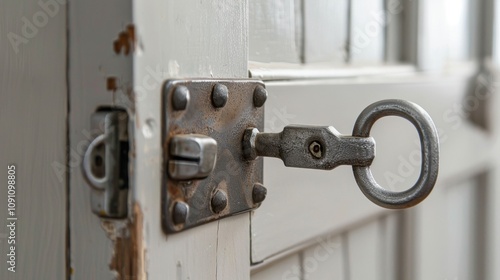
[[133, 0, 250, 279], [249, 0, 302, 63], [302, 236, 345, 280], [303, 0, 348, 64], [346, 220, 382, 280], [68, 0, 133, 278], [417, 0, 447, 70], [252, 254, 301, 280], [444, 0, 472, 61], [350, 0, 385, 63], [0, 0, 67, 279]]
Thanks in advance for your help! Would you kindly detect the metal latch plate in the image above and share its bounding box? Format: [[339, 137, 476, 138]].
[[162, 79, 264, 233]]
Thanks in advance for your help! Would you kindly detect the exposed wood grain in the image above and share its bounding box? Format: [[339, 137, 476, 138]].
[[252, 74, 493, 262], [249, 0, 302, 64], [0, 0, 66, 279], [132, 0, 250, 279], [68, 0, 133, 278], [303, 0, 348, 64]]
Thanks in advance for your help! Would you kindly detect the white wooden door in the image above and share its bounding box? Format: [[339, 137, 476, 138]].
[[3, 0, 500, 280]]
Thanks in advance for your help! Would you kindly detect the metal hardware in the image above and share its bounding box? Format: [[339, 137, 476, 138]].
[[243, 99, 439, 209], [352, 99, 439, 209], [162, 79, 265, 233], [172, 85, 190, 110], [82, 108, 129, 218], [210, 190, 228, 214], [252, 183, 267, 204], [168, 134, 218, 180], [211, 83, 229, 108], [243, 126, 375, 169], [253, 85, 268, 108], [172, 201, 189, 225]]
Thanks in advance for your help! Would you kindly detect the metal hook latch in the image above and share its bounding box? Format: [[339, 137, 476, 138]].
[[82, 108, 129, 218], [242, 99, 439, 209]]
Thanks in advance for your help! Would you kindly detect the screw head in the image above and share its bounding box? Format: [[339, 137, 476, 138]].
[[211, 83, 229, 108], [172, 201, 189, 225], [172, 85, 190, 110], [253, 85, 267, 108], [211, 190, 228, 213], [252, 183, 267, 204], [309, 141, 322, 159]]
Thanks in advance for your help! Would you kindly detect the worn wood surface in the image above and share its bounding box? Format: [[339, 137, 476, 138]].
[[68, 0, 133, 278], [132, 0, 250, 279], [0, 0, 67, 279]]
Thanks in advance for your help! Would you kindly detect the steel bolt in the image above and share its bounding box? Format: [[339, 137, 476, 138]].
[[309, 141, 322, 159], [172, 85, 190, 110], [211, 83, 229, 108], [253, 85, 268, 108], [242, 127, 259, 160], [252, 183, 267, 204], [172, 201, 189, 225], [211, 190, 228, 213]]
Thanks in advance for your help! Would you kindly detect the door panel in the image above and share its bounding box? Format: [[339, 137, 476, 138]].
[[133, 1, 250, 279], [0, 1, 67, 279]]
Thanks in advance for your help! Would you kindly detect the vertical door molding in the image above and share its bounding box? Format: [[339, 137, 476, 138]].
[[132, 1, 250, 279]]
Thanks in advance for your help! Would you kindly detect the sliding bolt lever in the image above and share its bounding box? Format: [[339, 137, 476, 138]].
[[242, 99, 439, 210], [243, 126, 375, 170]]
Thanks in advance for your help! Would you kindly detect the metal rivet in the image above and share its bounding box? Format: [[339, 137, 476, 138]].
[[211, 190, 228, 213], [252, 183, 267, 204], [253, 85, 267, 107], [172, 201, 189, 225], [211, 84, 228, 108], [172, 85, 190, 110], [309, 141, 322, 159]]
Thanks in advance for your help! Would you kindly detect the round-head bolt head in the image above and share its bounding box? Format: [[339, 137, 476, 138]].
[[172, 201, 189, 225], [252, 183, 267, 204], [211, 190, 228, 213], [211, 83, 229, 108], [172, 85, 190, 110], [253, 85, 268, 108]]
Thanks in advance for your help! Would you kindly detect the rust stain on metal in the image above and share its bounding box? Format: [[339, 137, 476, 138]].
[[162, 80, 264, 233], [107, 203, 146, 280], [113, 24, 136, 55]]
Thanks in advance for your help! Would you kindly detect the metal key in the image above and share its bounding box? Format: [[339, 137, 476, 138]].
[[242, 99, 440, 209]]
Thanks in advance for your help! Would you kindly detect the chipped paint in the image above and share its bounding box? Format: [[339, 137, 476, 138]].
[[103, 203, 146, 280], [113, 24, 136, 55], [107, 77, 118, 92]]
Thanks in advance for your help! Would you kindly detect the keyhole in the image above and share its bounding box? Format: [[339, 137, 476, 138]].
[[309, 141, 323, 159]]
